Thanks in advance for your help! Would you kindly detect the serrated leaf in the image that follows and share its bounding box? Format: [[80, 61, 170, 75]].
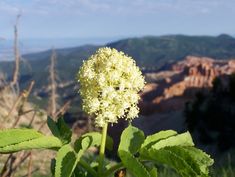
[[57, 117, 72, 144], [74, 132, 113, 152], [182, 147, 214, 175], [151, 132, 194, 150], [0, 136, 62, 153], [55, 145, 77, 177], [119, 150, 151, 177], [57, 142, 97, 177], [141, 130, 177, 149], [118, 125, 145, 154], [148, 146, 211, 177], [0, 129, 43, 148], [47, 117, 72, 145], [0, 129, 62, 153], [47, 117, 60, 137]]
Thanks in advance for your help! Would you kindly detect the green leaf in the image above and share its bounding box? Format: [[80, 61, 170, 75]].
[[151, 132, 194, 150], [144, 163, 158, 177], [181, 147, 214, 175], [148, 146, 212, 177], [55, 145, 77, 177], [0, 129, 43, 148], [118, 125, 145, 154], [47, 117, 72, 145], [119, 150, 151, 177], [74, 132, 113, 152], [149, 167, 158, 177], [0, 136, 62, 153], [0, 129, 62, 153], [47, 117, 60, 137], [141, 130, 177, 149]]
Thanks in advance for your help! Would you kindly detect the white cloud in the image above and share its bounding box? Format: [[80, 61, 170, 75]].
[[0, 0, 234, 18]]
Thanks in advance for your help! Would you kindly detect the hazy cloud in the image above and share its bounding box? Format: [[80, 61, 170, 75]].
[[1, 0, 233, 16], [0, 0, 234, 38], [0, 1, 19, 14]]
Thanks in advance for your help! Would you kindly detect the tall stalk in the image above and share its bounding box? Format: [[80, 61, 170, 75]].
[[98, 123, 108, 176]]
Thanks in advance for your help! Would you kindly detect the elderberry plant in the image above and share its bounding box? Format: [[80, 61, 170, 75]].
[[0, 48, 213, 177]]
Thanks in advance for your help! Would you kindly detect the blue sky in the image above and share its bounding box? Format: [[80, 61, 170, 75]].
[[0, 0, 235, 39]]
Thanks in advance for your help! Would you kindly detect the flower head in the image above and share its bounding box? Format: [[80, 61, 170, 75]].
[[77, 47, 145, 127]]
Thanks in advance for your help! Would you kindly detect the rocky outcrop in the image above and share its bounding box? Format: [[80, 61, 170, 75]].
[[140, 56, 235, 115], [133, 56, 235, 134]]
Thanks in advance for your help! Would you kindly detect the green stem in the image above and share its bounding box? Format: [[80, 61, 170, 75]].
[[79, 159, 97, 177], [98, 122, 108, 176], [103, 162, 124, 177]]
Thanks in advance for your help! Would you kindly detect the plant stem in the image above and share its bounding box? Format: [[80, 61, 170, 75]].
[[98, 122, 108, 176]]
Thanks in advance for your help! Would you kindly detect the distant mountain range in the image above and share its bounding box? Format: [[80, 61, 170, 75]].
[[1, 34, 235, 92], [108, 34, 235, 68], [0, 37, 122, 61]]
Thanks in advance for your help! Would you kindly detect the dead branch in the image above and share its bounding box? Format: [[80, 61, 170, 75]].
[[55, 100, 71, 118], [0, 154, 13, 176], [5, 94, 23, 121], [1, 151, 31, 177], [6, 80, 34, 123], [1, 81, 36, 177], [27, 152, 32, 177], [1, 154, 16, 177], [38, 100, 71, 131], [21, 109, 34, 115], [11, 81, 35, 128], [28, 110, 37, 127], [48, 49, 58, 120], [10, 14, 21, 90]]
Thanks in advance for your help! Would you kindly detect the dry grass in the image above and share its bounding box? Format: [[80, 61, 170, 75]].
[[0, 86, 48, 131], [0, 84, 54, 177]]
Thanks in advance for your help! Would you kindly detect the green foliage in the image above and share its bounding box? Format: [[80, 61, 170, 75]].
[[118, 125, 151, 177], [151, 132, 194, 150], [55, 145, 77, 177], [0, 129, 42, 147], [149, 147, 200, 177], [47, 117, 72, 144], [147, 146, 214, 177], [149, 167, 158, 177], [0, 118, 214, 177], [119, 150, 152, 177], [74, 132, 113, 152], [116, 125, 213, 177], [118, 125, 145, 154], [141, 130, 177, 149], [0, 129, 62, 153]]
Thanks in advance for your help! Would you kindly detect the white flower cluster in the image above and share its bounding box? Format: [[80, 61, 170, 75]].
[[77, 47, 145, 127]]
